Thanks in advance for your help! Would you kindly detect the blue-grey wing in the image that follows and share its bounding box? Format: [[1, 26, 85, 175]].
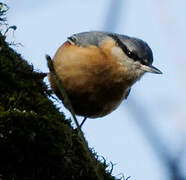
[[67, 31, 109, 47]]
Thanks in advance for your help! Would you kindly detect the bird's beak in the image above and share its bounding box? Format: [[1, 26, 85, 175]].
[[141, 64, 162, 74]]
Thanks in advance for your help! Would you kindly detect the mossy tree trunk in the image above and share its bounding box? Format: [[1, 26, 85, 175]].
[[0, 36, 116, 180]]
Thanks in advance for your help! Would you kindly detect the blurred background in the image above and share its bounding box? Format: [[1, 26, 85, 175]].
[[3, 0, 186, 179]]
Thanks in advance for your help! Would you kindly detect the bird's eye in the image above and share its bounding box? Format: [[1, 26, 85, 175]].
[[127, 51, 131, 55], [107, 33, 139, 61], [127, 51, 138, 61]]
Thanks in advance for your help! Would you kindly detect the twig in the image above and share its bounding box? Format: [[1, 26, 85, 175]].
[[46, 55, 102, 180]]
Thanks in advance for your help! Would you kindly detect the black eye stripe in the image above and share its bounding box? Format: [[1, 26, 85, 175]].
[[108, 34, 139, 61], [127, 51, 138, 60]]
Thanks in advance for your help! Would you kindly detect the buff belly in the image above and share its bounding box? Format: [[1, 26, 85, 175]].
[[49, 41, 133, 118]]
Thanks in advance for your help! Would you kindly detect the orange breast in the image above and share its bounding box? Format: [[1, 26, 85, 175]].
[[49, 40, 132, 118]]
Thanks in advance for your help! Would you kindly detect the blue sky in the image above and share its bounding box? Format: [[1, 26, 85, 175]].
[[4, 0, 186, 179]]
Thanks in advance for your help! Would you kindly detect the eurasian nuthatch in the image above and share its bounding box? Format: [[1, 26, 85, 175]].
[[49, 31, 162, 120]]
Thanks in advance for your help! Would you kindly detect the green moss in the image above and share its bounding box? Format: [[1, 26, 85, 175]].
[[0, 36, 117, 179]]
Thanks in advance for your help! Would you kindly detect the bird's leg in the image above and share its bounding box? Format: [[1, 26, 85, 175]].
[[80, 117, 87, 128]]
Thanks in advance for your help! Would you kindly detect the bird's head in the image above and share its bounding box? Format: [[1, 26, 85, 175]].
[[108, 33, 162, 81]]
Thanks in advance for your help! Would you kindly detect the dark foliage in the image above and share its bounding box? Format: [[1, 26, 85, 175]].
[[0, 36, 116, 180]]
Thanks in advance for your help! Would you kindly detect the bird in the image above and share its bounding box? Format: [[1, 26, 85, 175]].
[[48, 31, 162, 126]]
